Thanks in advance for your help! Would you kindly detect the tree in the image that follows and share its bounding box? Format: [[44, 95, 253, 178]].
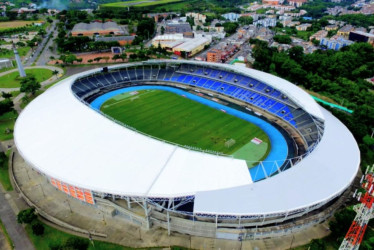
[[161, 26, 165, 35], [223, 22, 239, 35], [20, 75, 41, 95], [238, 16, 253, 25], [120, 53, 127, 62], [1, 92, 12, 99], [103, 56, 110, 63], [65, 54, 78, 64], [309, 239, 326, 250], [31, 222, 45, 236], [64, 237, 89, 250], [288, 46, 304, 63], [0, 152, 7, 167], [273, 35, 292, 44], [112, 54, 121, 61], [17, 208, 37, 224], [0, 99, 14, 116], [93, 57, 102, 63], [329, 208, 356, 239]]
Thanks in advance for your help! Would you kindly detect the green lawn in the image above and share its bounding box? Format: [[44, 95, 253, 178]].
[[25, 219, 185, 250], [0, 47, 30, 59], [0, 66, 15, 74], [101, 90, 270, 162], [0, 68, 53, 88], [101, 0, 182, 8], [26, 220, 138, 250], [0, 149, 13, 191], [0, 111, 17, 142]]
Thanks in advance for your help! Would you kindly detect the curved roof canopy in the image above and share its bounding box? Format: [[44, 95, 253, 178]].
[[14, 61, 359, 215]]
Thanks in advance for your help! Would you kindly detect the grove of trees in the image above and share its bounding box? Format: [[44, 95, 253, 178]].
[[250, 39, 374, 166]]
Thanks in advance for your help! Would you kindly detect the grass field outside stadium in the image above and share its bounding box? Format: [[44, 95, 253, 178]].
[[100, 89, 271, 166]]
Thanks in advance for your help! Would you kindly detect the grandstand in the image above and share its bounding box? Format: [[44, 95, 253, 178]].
[[14, 60, 360, 240]]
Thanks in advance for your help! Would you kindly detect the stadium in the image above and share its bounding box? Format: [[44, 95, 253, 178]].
[[14, 60, 360, 240]]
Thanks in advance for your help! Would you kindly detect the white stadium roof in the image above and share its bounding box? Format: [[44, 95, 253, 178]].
[[14, 61, 359, 215]]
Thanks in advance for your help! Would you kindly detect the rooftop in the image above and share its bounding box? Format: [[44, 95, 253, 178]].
[[72, 22, 122, 33]]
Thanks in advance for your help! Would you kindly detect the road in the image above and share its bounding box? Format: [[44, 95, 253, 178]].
[[0, 187, 34, 250], [25, 20, 57, 66], [36, 20, 59, 66]]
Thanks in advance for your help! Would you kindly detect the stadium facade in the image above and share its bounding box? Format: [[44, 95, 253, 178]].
[[14, 60, 360, 240]]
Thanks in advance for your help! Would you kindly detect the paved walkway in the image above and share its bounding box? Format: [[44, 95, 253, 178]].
[[0, 184, 34, 250]]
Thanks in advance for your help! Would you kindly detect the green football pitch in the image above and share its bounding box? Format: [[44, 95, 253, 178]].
[[101, 90, 271, 164]]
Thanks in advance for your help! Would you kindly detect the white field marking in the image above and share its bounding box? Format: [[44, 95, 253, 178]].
[[102, 90, 154, 109]]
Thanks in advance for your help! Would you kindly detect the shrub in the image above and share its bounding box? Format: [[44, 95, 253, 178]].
[[31, 221, 45, 236], [17, 208, 37, 224]]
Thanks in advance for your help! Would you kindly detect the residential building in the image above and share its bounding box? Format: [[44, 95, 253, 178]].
[[296, 23, 311, 31], [288, 0, 307, 7], [263, 0, 280, 5], [309, 30, 328, 41], [254, 18, 277, 27], [337, 25, 354, 37], [279, 16, 292, 26], [320, 36, 354, 50], [222, 13, 240, 22], [186, 12, 207, 24], [325, 25, 338, 31], [207, 49, 222, 62]]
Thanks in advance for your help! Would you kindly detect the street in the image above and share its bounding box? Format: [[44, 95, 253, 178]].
[[25, 20, 58, 66]]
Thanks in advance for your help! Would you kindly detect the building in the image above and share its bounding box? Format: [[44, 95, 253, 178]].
[[0, 58, 12, 69], [288, 0, 307, 7], [152, 33, 212, 57], [324, 24, 338, 31], [172, 35, 212, 57], [349, 31, 374, 46], [14, 60, 360, 241], [279, 16, 293, 27], [310, 30, 328, 41], [320, 36, 354, 50], [165, 22, 192, 34], [95, 36, 135, 46], [145, 12, 176, 22], [71, 22, 125, 37], [296, 23, 311, 31], [337, 25, 354, 38], [254, 18, 277, 28], [10, 7, 37, 14], [263, 0, 280, 5], [186, 12, 207, 24], [206, 49, 222, 62], [221, 13, 240, 22]]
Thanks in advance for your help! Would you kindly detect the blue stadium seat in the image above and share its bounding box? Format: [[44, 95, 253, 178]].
[[210, 82, 222, 91], [203, 79, 215, 88]]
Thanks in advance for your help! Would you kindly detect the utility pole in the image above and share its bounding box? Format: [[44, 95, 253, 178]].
[[340, 164, 374, 250]]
